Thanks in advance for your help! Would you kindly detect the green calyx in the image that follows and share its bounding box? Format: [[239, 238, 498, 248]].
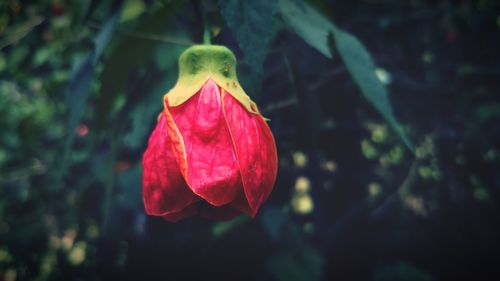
[[165, 45, 258, 114], [179, 45, 237, 78]]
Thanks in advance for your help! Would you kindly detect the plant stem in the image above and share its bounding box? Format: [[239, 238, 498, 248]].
[[203, 24, 211, 45], [202, 1, 211, 45]]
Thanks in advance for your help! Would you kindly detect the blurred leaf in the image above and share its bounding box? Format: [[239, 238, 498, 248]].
[[83, 0, 102, 23], [123, 75, 177, 149], [211, 215, 249, 237], [65, 7, 121, 133], [94, 7, 185, 131], [32, 46, 55, 67], [476, 103, 500, 122], [116, 165, 142, 210], [7, 45, 29, 68], [218, 0, 278, 76], [278, 0, 332, 58], [0, 16, 44, 49], [0, 53, 6, 71], [93, 13, 121, 61], [361, 139, 378, 159], [0, 82, 54, 174], [330, 27, 414, 151], [120, 0, 146, 23], [56, 4, 122, 187], [68, 1, 92, 27], [154, 42, 186, 71], [278, 0, 413, 151], [260, 206, 288, 241]]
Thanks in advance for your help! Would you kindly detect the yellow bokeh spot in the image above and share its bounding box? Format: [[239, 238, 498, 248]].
[[49, 235, 60, 250], [292, 194, 314, 215], [370, 125, 388, 143], [404, 196, 426, 216], [86, 221, 100, 239], [68, 241, 87, 266], [292, 151, 308, 168], [61, 229, 77, 251], [294, 176, 311, 194], [5, 268, 16, 281], [375, 68, 392, 85], [361, 139, 378, 159], [321, 160, 337, 172], [368, 182, 382, 198], [0, 248, 12, 262]]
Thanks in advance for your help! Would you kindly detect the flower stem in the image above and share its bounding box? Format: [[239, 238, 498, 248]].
[[203, 23, 211, 45], [202, 1, 211, 45]]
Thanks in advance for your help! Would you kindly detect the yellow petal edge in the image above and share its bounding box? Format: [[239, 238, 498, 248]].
[[164, 45, 259, 114]]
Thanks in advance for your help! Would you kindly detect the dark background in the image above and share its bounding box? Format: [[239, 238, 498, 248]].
[[1, 0, 499, 280]]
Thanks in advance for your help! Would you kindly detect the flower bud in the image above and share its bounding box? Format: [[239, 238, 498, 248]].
[[142, 45, 278, 222]]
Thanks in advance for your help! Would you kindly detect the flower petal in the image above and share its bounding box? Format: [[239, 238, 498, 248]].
[[161, 203, 200, 222], [229, 192, 254, 217], [142, 113, 200, 216], [222, 90, 278, 216], [164, 79, 241, 206]]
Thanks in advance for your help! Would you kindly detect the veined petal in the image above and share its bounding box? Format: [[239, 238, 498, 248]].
[[222, 90, 278, 216], [142, 114, 200, 216], [164, 79, 241, 206]]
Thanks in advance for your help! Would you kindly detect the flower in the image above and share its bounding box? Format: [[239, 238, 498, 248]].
[[142, 45, 278, 222]]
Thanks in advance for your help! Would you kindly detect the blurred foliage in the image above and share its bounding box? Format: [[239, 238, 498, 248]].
[[218, 0, 278, 78], [0, 0, 499, 280], [279, 0, 413, 150]]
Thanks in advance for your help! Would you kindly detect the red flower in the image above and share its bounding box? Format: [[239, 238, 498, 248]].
[[142, 45, 278, 222]]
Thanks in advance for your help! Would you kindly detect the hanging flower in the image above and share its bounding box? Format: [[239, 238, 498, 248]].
[[142, 45, 278, 222]]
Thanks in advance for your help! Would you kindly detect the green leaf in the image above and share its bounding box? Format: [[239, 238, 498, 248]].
[[278, 0, 413, 151], [330, 27, 413, 151], [123, 76, 177, 149], [32, 46, 55, 67], [54, 5, 122, 189], [7, 45, 30, 68], [116, 165, 142, 210], [94, 7, 185, 131], [65, 7, 121, 134], [120, 0, 146, 23], [277, 0, 332, 58], [218, 0, 278, 76], [211, 215, 249, 238]]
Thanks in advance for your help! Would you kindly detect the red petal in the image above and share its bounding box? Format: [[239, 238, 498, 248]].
[[142, 114, 200, 216], [222, 91, 278, 216], [229, 192, 253, 217], [165, 79, 241, 206], [161, 203, 200, 222], [201, 187, 253, 220]]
